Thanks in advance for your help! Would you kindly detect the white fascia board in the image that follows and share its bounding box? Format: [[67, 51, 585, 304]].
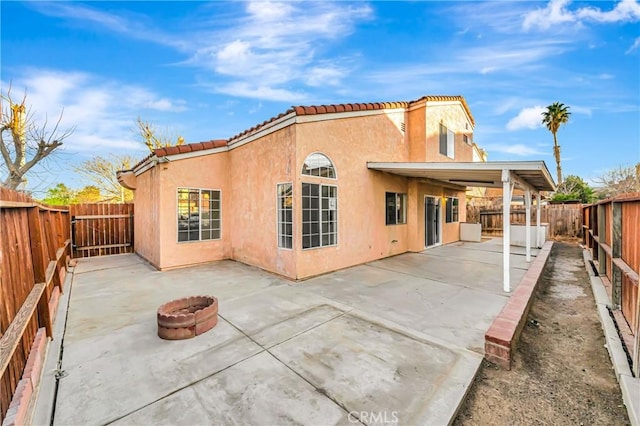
[[160, 146, 229, 162], [133, 157, 156, 176], [133, 146, 229, 176], [367, 161, 547, 171], [227, 112, 296, 149]]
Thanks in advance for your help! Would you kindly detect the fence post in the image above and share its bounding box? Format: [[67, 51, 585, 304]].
[[610, 202, 622, 309], [27, 207, 53, 338], [597, 204, 607, 276]]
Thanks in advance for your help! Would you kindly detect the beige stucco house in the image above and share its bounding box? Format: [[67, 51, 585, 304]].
[[118, 95, 555, 281]]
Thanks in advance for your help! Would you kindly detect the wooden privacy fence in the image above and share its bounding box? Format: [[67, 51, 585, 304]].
[[583, 193, 640, 376], [70, 203, 134, 258], [0, 188, 71, 423], [466, 204, 583, 237]]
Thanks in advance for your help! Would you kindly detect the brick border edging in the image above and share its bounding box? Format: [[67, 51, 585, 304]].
[[484, 241, 554, 369], [2, 328, 48, 426]]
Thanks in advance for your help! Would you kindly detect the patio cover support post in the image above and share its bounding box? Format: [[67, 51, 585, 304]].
[[502, 169, 514, 292], [536, 192, 541, 248], [525, 188, 532, 262]]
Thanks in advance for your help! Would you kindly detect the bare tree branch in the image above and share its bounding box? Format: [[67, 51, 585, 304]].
[[1, 86, 73, 189], [136, 117, 184, 153]]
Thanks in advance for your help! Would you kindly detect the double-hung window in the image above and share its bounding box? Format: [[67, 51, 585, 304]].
[[439, 123, 455, 159], [445, 197, 459, 223], [177, 188, 221, 242], [385, 192, 407, 225], [302, 183, 337, 249], [277, 183, 293, 249]]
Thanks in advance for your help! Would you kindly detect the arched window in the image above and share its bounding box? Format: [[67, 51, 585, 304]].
[[301, 153, 336, 179], [301, 152, 337, 249]]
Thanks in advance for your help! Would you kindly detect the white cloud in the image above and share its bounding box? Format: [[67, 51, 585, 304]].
[[483, 143, 548, 156], [305, 66, 345, 87], [576, 0, 640, 23], [3, 69, 188, 154], [523, 0, 576, 31], [31, 1, 373, 102], [506, 106, 545, 130], [523, 0, 640, 31], [194, 2, 372, 99], [627, 37, 640, 53], [30, 2, 187, 49], [213, 82, 307, 103]]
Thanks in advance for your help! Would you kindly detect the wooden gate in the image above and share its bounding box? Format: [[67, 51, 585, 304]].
[[70, 204, 134, 258]]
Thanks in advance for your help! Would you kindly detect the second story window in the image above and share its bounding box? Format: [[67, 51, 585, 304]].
[[439, 123, 455, 159]]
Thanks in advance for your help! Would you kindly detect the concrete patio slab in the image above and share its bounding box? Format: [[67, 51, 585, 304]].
[[55, 317, 262, 425], [39, 238, 539, 426], [220, 285, 349, 348], [111, 352, 348, 426], [367, 252, 526, 294], [424, 243, 538, 269], [271, 312, 481, 425]]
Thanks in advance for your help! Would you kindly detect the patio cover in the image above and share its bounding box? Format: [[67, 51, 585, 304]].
[[367, 161, 557, 293]]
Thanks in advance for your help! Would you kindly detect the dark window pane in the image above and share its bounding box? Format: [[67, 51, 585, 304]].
[[439, 123, 447, 155], [386, 192, 396, 225], [311, 235, 320, 247]]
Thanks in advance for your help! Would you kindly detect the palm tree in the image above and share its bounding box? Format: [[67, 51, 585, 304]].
[[541, 102, 571, 185]]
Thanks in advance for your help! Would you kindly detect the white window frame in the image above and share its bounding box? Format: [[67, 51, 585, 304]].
[[385, 192, 407, 225], [301, 182, 338, 250], [176, 187, 222, 243], [445, 196, 459, 223], [277, 183, 293, 249], [439, 123, 455, 159], [301, 152, 337, 179]]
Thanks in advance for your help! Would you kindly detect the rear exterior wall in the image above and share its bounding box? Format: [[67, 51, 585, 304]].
[[155, 152, 231, 270], [294, 110, 411, 279], [227, 126, 297, 278]]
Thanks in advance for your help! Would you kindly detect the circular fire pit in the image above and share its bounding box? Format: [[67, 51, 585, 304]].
[[157, 296, 218, 340]]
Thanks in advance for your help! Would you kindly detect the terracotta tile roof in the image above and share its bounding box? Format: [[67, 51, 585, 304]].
[[131, 152, 154, 172], [228, 95, 473, 142], [128, 140, 228, 171], [153, 139, 228, 157], [130, 95, 474, 171]]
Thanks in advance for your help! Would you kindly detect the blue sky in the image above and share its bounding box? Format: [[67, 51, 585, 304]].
[[1, 0, 639, 193]]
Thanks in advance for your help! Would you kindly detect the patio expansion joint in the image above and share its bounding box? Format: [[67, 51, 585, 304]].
[[103, 345, 268, 425], [219, 310, 367, 425], [103, 309, 359, 425]]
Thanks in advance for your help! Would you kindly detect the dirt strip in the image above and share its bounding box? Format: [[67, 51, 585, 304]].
[[455, 241, 630, 425]]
